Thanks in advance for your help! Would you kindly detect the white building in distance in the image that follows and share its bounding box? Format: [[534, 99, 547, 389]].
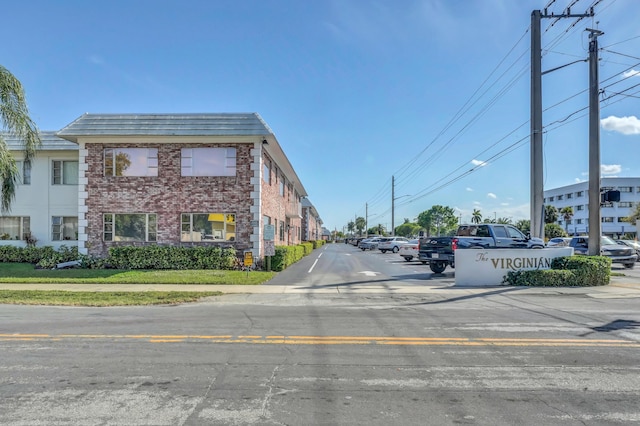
[[544, 177, 640, 238]]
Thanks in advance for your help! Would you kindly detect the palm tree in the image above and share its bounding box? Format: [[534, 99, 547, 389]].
[[544, 205, 559, 224], [497, 217, 513, 224], [471, 209, 482, 224], [559, 206, 574, 233], [0, 65, 40, 212], [347, 221, 355, 236]]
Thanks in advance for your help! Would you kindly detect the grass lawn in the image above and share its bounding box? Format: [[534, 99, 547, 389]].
[[0, 263, 276, 284], [0, 290, 222, 306]]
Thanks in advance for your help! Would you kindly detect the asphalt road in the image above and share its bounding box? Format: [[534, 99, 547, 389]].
[[1, 243, 640, 425]]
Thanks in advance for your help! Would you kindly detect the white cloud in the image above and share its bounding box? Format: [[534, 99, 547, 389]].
[[466, 187, 473, 192], [473, 201, 481, 205], [575, 177, 586, 183], [601, 164, 622, 175], [487, 193, 497, 199], [500, 202, 509, 206], [623, 69, 640, 78], [601, 116, 640, 135], [471, 159, 488, 167]]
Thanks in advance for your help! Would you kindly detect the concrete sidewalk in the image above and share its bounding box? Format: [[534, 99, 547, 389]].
[[0, 274, 639, 297]]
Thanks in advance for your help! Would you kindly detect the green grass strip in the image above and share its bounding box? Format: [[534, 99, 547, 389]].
[[0, 290, 222, 306], [0, 263, 275, 284]]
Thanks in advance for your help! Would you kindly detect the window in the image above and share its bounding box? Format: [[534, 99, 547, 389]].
[[557, 195, 563, 200], [103, 213, 157, 242], [16, 160, 31, 185], [52, 216, 78, 241], [549, 196, 554, 202], [181, 148, 235, 177], [0, 216, 30, 240], [105, 148, 158, 177], [576, 219, 583, 224], [565, 219, 572, 225], [619, 186, 633, 193], [601, 217, 614, 223], [279, 221, 285, 241], [506, 226, 524, 239], [263, 160, 271, 184], [566, 193, 572, 199], [52, 160, 78, 184], [576, 191, 584, 197], [279, 176, 285, 197], [181, 213, 236, 242], [618, 217, 628, 222], [619, 202, 634, 208], [576, 205, 584, 211]]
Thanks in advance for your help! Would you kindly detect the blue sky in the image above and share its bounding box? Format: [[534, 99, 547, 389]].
[[3, 0, 639, 232]]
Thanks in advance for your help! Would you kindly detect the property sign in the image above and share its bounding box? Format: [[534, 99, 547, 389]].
[[243, 251, 253, 267], [455, 247, 574, 287], [264, 240, 275, 256], [264, 224, 275, 241]]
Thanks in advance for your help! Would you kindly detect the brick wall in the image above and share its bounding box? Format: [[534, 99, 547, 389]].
[[85, 142, 253, 257]]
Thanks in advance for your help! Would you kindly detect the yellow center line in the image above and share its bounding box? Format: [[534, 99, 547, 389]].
[[1, 333, 639, 347]]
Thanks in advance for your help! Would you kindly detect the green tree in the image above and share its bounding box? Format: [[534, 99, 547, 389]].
[[355, 216, 366, 236], [497, 217, 512, 224], [514, 219, 530, 234], [395, 219, 421, 238], [544, 223, 567, 239], [0, 65, 41, 211], [559, 206, 574, 233], [544, 205, 559, 224], [471, 209, 482, 224], [417, 205, 458, 237], [347, 221, 355, 235], [625, 204, 640, 227]]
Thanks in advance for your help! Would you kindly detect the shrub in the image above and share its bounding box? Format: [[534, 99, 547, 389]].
[[503, 255, 611, 287], [107, 245, 237, 270]]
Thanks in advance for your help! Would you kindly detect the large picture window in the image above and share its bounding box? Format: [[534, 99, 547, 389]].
[[0, 216, 30, 240], [103, 213, 157, 242], [52, 216, 78, 241], [181, 213, 236, 242], [104, 148, 158, 177], [52, 160, 78, 185], [181, 148, 236, 177]]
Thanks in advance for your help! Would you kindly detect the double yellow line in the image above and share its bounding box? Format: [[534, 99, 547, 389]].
[[1, 333, 639, 347]]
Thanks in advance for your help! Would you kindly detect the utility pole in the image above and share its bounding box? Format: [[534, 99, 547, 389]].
[[530, 7, 594, 240], [391, 175, 395, 236], [365, 203, 368, 236], [587, 27, 604, 256]]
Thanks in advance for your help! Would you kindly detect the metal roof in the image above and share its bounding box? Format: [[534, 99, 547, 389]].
[[2, 131, 78, 150], [57, 113, 274, 142]]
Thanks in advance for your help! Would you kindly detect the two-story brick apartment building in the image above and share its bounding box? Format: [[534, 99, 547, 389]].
[[301, 197, 322, 241], [54, 113, 309, 259]]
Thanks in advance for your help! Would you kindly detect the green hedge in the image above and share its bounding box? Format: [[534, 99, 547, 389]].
[[0, 245, 77, 265], [503, 255, 611, 287], [1, 245, 237, 270], [270, 242, 321, 272], [107, 246, 237, 270]]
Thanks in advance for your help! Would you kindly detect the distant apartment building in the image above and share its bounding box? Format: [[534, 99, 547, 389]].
[[544, 177, 639, 238], [3, 113, 322, 259], [301, 198, 322, 241]]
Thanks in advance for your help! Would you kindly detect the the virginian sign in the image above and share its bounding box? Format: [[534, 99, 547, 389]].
[[455, 247, 574, 286]]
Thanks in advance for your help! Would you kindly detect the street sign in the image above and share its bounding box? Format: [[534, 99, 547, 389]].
[[264, 224, 275, 241], [264, 240, 275, 256], [243, 251, 253, 267]]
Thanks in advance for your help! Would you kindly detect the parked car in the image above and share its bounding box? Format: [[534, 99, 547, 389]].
[[546, 237, 572, 247], [455, 224, 545, 249], [360, 237, 383, 251], [398, 239, 420, 261], [616, 240, 640, 261], [568, 236, 637, 268], [378, 236, 410, 253]]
